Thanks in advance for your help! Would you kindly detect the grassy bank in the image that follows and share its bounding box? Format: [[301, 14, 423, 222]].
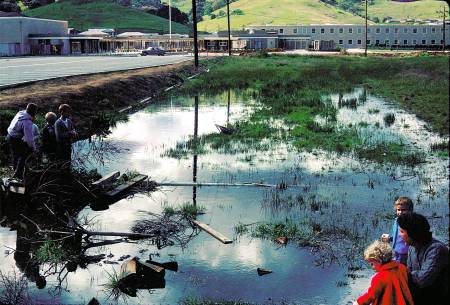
[[174, 55, 448, 164]]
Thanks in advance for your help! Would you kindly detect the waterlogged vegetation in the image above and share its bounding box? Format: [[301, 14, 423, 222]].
[[173, 56, 448, 164]]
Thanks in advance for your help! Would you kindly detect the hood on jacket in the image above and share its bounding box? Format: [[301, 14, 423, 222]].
[[16, 110, 33, 121]]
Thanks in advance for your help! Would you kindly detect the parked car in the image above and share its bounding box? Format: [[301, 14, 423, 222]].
[[141, 47, 165, 56]]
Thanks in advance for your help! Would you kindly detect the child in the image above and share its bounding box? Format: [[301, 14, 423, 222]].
[[42, 112, 58, 162], [354, 240, 414, 305], [381, 196, 413, 265], [55, 104, 77, 163]]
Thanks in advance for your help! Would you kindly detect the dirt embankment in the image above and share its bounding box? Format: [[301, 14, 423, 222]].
[[0, 61, 198, 136]]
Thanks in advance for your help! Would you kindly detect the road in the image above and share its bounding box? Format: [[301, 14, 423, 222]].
[[0, 54, 193, 88]]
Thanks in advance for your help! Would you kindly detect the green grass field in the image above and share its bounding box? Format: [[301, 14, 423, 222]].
[[369, 0, 446, 21], [24, 0, 190, 33], [198, 0, 366, 32]]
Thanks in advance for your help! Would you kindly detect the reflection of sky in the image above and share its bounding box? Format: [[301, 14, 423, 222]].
[[6, 92, 448, 305]]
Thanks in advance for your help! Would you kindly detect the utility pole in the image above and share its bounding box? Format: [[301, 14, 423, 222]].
[[169, 0, 172, 49], [191, 0, 199, 68], [365, 0, 368, 57], [227, 0, 232, 56], [436, 4, 447, 51]]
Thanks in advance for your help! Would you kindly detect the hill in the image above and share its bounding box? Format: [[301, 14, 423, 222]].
[[167, 0, 448, 32], [197, 0, 366, 32], [23, 0, 191, 34], [368, 0, 445, 21]]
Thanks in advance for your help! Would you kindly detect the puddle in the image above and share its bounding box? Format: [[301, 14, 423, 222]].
[[0, 89, 448, 304]]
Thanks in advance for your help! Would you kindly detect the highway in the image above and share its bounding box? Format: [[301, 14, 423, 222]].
[[0, 54, 193, 88]]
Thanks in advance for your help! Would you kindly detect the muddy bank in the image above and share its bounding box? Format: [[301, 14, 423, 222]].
[[0, 61, 198, 137]]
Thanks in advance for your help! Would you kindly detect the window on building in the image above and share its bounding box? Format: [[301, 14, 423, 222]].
[[422, 39, 426, 44], [312, 28, 316, 33], [357, 39, 362, 45], [395, 28, 399, 33], [219, 42, 228, 46], [357, 28, 362, 34], [339, 39, 343, 44], [368, 28, 371, 33], [394, 39, 398, 45], [413, 39, 417, 45], [367, 40, 371, 45], [349, 28, 353, 33], [403, 39, 408, 45], [376, 28, 380, 33], [431, 39, 435, 44], [339, 28, 343, 33], [348, 39, 353, 44], [293, 28, 298, 34], [261, 29, 265, 32], [441, 39, 444, 44], [385, 40, 390, 45], [403, 28, 408, 33], [376, 39, 380, 45], [330, 28, 334, 34], [413, 28, 417, 34], [385, 28, 389, 33], [279, 29, 284, 34], [321, 28, 325, 34], [303, 28, 307, 34], [422, 28, 427, 34]]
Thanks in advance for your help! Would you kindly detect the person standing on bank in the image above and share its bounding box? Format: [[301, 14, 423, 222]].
[[6, 103, 38, 179], [55, 104, 77, 165], [398, 212, 449, 305], [42, 112, 58, 162]]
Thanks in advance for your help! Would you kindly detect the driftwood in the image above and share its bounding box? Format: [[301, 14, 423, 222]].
[[192, 220, 232, 244], [157, 181, 276, 188]]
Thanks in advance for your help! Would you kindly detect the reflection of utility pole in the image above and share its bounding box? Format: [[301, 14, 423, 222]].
[[226, 89, 230, 126], [192, 95, 199, 206], [437, 5, 448, 51], [191, 0, 199, 68], [365, 0, 368, 57], [227, 0, 232, 56]]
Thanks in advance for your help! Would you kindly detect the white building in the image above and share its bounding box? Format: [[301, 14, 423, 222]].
[[247, 23, 450, 49], [0, 17, 69, 56]]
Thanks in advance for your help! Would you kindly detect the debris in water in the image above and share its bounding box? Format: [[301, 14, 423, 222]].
[[257, 268, 272, 276]]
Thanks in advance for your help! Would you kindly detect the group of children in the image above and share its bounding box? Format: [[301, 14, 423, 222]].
[[6, 103, 77, 179], [353, 197, 449, 305]]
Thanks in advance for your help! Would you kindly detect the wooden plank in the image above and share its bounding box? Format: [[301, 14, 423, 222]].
[[91, 171, 120, 187], [105, 174, 147, 197], [192, 220, 233, 244]]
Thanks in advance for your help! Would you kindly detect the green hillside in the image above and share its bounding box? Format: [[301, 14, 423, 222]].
[[23, 0, 190, 34], [369, 0, 446, 21], [197, 0, 366, 32], [168, 0, 448, 32]]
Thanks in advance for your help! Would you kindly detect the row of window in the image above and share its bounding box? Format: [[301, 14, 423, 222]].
[[279, 27, 440, 35], [337, 39, 441, 45]]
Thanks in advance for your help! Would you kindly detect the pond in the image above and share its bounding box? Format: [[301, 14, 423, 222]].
[[0, 89, 448, 305]]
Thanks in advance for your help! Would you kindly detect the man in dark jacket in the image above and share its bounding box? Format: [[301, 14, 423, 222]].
[[55, 104, 77, 165], [42, 112, 58, 162], [6, 103, 38, 179], [398, 212, 449, 305]]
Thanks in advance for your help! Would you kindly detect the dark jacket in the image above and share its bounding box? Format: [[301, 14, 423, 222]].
[[407, 238, 449, 305], [42, 124, 57, 158]]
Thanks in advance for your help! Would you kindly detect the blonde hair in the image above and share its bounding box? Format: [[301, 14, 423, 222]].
[[364, 240, 393, 264], [45, 112, 57, 124], [394, 196, 414, 211]]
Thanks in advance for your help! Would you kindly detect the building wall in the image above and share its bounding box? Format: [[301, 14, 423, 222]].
[[248, 24, 450, 49], [0, 17, 67, 56]]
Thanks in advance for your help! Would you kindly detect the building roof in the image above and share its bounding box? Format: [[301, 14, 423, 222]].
[[79, 29, 114, 36]]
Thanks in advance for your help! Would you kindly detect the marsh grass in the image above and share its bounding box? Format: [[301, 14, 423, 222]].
[[0, 270, 30, 305], [35, 240, 67, 264], [163, 203, 205, 217], [176, 56, 447, 163], [104, 267, 130, 304]]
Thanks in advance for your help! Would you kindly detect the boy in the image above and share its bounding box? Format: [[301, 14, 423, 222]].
[[6, 103, 38, 179], [55, 104, 77, 163], [42, 112, 58, 162], [381, 196, 413, 265], [354, 240, 414, 305]]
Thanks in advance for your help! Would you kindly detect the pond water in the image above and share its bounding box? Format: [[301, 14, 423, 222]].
[[0, 89, 448, 304]]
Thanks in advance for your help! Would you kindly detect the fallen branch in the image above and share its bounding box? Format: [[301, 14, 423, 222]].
[[157, 181, 276, 188]]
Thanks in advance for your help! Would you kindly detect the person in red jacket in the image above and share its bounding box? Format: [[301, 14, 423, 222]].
[[354, 240, 414, 305]]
